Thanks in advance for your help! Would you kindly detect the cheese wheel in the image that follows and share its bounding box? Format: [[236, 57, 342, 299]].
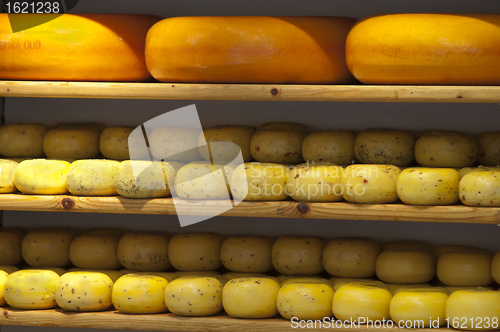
[[165, 276, 223, 316], [445, 286, 493, 294], [43, 125, 101, 159], [302, 131, 355, 165], [286, 164, 344, 202], [174, 161, 233, 200], [0, 14, 157, 81], [433, 245, 481, 260], [493, 252, 500, 284], [149, 127, 202, 162], [69, 235, 122, 270], [415, 131, 477, 168], [0, 265, 19, 274], [459, 166, 500, 180], [437, 251, 493, 286], [99, 126, 134, 160], [272, 236, 325, 275], [66, 160, 119, 196], [22, 228, 74, 267], [354, 129, 415, 166], [117, 232, 171, 271], [390, 287, 449, 328], [222, 277, 280, 318], [0, 270, 8, 306], [0, 124, 48, 157], [376, 250, 436, 284], [323, 238, 380, 278], [146, 17, 355, 84], [220, 236, 273, 273], [446, 289, 500, 331], [258, 123, 310, 136], [341, 164, 401, 204], [277, 281, 334, 320], [231, 162, 288, 201], [460, 171, 500, 206], [0, 228, 24, 265], [168, 233, 222, 271], [381, 240, 433, 253], [112, 274, 168, 314], [0, 159, 18, 193], [55, 272, 113, 311], [68, 269, 123, 282], [250, 130, 305, 164], [14, 159, 70, 194], [4, 270, 59, 309], [477, 132, 500, 166], [332, 278, 386, 292], [346, 14, 500, 85], [80, 228, 124, 239], [198, 126, 256, 163], [397, 167, 460, 205], [222, 272, 267, 281], [385, 283, 431, 294], [332, 283, 392, 323]]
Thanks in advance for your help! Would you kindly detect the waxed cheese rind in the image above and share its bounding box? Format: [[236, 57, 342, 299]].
[[66, 159, 119, 196]]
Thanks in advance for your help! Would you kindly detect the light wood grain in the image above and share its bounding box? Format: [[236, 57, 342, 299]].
[[1, 81, 500, 103], [0, 194, 498, 224]]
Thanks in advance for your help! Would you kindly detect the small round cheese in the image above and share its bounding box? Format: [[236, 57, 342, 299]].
[[446, 289, 500, 331], [258, 122, 310, 136], [0, 123, 48, 157], [354, 129, 415, 166], [99, 126, 134, 160], [286, 163, 344, 202], [149, 127, 202, 162], [341, 164, 401, 204], [198, 126, 256, 162], [397, 167, 460, 205], [174, 161, 233, 200], [14, 159, 71, 194], [493, 252, 500, 284], [4, 270, 59, 309], [476, 132, 500, 166], [323, 238, 380, 278], [220, 236, 274, 273], [112, 274, 169, 314], [117, 232, 171, 271], [460, 171, 500, 206], [66, 160, 119, 196], [302, 131, 355, 165], [376, 250, 436, 283], [433, 245, 481, 260], [222, 277, 280, 318], [458, 166, 500, 180], [168, 233, 222, 271], [69, 235, 122, 270], [231, 162, 288, 201], [250, 130, 305, 164], [0, 270, 8, 306], [0, 159, 18, 193], [437, 251, 493, 286], [415, 130, 477, 168], [55, 272, 113, 311], [22, 228, 74, 267], [43, 125, 101, 159], [272, 236, 325, 275], [0, 228, 24, 265], [381, 240, 433, 252]]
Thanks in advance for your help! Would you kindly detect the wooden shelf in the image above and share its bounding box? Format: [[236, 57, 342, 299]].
[[1, 81, 500, 103], [0, 194, 499, 224]]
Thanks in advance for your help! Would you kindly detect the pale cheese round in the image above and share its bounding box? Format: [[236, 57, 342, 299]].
[[66, 159, 119, 196], [43, 125, 101, 159], [286, 164, 344, 202], [446, 289, 500, 330], [220, 236, 274, 273], [99, 126, 134, 160], [0, 159, 18, 193], [250, 130, 305, 164], [117, 232, 171, 271], [22, 228, 74, 267], [0, 123, 48, 158], [0, 228, 24, 265], [437, 251, 493, 286], [112, 274, 169, 314], [69, 235, 122, 270], [174, 161, 233, 199], [55, 272, 113, 311], [376, 250, 436, 284], [168, 233, 223, 271], [277, 281, 335, 320], [231, 162, 288, 201], [354, 129, 415, 166], [272, 236, 325, 275], [14, 159, 70, 194], [4, 270, 59, 309], [302, 131, 355, 165], [198, 125, 255, 162], [323, 238, 380, 278]]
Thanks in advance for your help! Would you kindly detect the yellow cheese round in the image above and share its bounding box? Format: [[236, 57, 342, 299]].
[[258, 122, 310, 136], [272, 236, 325, 275], [354, 129, 415, 166], [165, 276, 223, 316], [222, 272, 267, 281], [55, 272, 113, 311], [376, 250, 436, 283], [250, 130, 305, 164], [0, 228, 24, 265], [277, 281, 335, 320], [433, 245, 481, 260], [460, 171, 500, 206], [174, 161, 233, 200], [80, 228, 124, 239], [168, 233, 223, 271], [458, 166, 500, 180], [437, 251, 493, 286], [149, 127, 202, 162], [390, 287, 449, 327], [99, 126, 134, 160], [381, 240, 433, 252], [220, 236, 274, 273], [14, 159, 70, 194], [341, 164, 401, 204], [385, 283, 431, 294], [0, 123, 48, 158], [0, 159, 18, 193], [112, 274, 169, 314], [0, 265, 19, 274], [493, 252, 500, 284], [43, 125, 101, 159], [397, 167, 460, 205], [0, 270, 8, 306], [198, 126, 256, 163], [477, 132, 500, 166], [117, 232, 171, 271], [323, 238, 380, 278], [4, 270, 59, 309], [68, 269, 123, 282], [415, 130, 477, 167], [446, 289, 500, 331], [66, 160, 119, 196], [69, 235, 122, 270], [22, 228, 74, 267], [302, 131, 355, 165], [231, 162, 288, 201], [286, 164, 344, 202], [222, 277, 280, 318]]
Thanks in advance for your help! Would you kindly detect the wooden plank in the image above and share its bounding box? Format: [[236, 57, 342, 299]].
[[1, 81, 500, 103], [0, 308, 455, 332], [0, 194, 499, 224]]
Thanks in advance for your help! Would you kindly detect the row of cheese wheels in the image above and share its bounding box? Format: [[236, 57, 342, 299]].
[[2, 228, 500, 287], [2, 14, 500, 85], [2, 122, 499, 167]]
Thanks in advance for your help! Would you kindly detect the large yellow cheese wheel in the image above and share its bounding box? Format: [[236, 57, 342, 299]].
[[231, 162, 288, 201], [460, 171, 500, 206], [220, 236, 274, 273], [0, 14, 157, 81], [168, 233, 222, 271], [286, 163, 344, 202], [22, 228, 74, 267], [250, 130, 305, 164], [323, 238, 380, 278], [415, 131, 477, 168], [43, 125, 101, 159], [493, 252, 500, 284], [4, 270, 59, 309], [0, 270, 8, 306], [302, 131, 355, 165], [149, 127, 202, 162], [112, 274, 168, 314], [477, 132, 500, 166], [277, 281, 335, 320], [69, 235, 122, 270], [346, 14, 500, 85], [99, 126, 134, 160], [55, 272, 113, 311], [0, 124, 48, 157], [14, 159, 70, 194], [0, 159, 18, 193], [174, 161, 233, 200], [146, 16, 355, 84], [376, 250, 436, 283], [437, 251, 493, 286], [0, 228, 24, 265], [198, 126, 255, 163], [354, 129, 415, 166], [272, 236, 325, 275], [66, 160, 119, 196], [446, 289, 500, 331], [117, 232, 171, 271]]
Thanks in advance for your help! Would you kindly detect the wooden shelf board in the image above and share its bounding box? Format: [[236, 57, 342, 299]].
[[0, 194, 499, 224], [1, 81, 500, 103], [0, 308, 455, 332]]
